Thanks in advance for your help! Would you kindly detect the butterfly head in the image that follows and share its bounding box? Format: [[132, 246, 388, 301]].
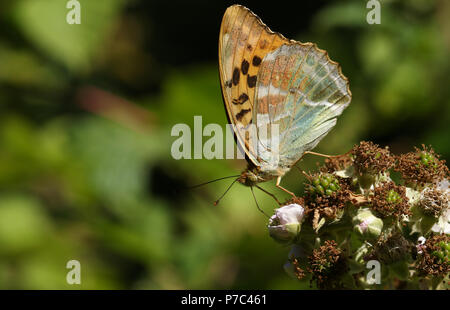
[[238, 165, 270, 187]]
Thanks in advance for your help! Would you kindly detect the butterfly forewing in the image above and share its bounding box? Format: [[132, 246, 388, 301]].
[[219, 5, 289, 165]]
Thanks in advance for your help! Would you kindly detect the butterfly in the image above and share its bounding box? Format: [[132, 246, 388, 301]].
[[218, 4, 351, 196]]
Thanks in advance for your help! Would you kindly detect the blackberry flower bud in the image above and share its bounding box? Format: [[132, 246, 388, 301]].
[[268, 204, 305, 244], [352, 208, 383, 239]]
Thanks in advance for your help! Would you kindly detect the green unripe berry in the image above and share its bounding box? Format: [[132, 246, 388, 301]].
[[316, 185, 325, 194], [321, 178, 329, 187], [432, 251, 444, 260], [419, 152, 437, 168], [431, 241, 449, 264], [306, 173, 341, 197], [386, 189, 401, 204]]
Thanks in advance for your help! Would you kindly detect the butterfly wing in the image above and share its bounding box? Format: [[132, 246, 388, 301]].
[[219, 5, 351, 174], [254, 43, 351, 170], [218, 4, 289, 166]]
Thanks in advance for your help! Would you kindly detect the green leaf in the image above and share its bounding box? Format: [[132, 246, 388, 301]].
[[0, 195, 52, 254], [13, 0, 126, 72]]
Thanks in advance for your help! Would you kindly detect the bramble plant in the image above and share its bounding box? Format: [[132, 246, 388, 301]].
[[268, 141, 449, 289]]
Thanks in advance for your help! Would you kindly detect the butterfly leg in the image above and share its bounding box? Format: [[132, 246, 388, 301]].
[[300, 150, 351, 161], [293, 150, 351, 179], [255, 185, 282, 205], [276, 176, 295, 197], [250, 187, 270, 218], [290, 152, 332, 178], [303, 151, 332, 158]]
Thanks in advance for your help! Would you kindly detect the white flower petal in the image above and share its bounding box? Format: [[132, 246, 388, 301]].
[[274, 204, 304, 225]]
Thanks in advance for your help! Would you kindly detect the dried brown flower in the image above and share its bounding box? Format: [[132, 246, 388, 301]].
[[283, 196, 305, 207], [370, 182, 410, 218], [308, 240, 346, 289], [306, 190, 350, 220], [292, 258, 306, 280], [419, 187, 449, 218], [416, 234, 450, 277], [320, 154, 353, 174], [395, 145, 449, 187], [351, 141, 395, 175], [368, 232, 413, 264]]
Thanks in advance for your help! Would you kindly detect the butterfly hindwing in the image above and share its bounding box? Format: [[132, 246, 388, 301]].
[[254, 44, 351, 168]]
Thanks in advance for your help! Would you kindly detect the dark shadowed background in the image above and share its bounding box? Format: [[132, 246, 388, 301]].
[[0, 0, 448, 289]]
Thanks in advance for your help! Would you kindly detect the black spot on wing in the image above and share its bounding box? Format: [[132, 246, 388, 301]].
[[247, 75, 257, 88], [252, 56, 262, 66], [232, 93, 249, 105], [236, 108, 251, 121], [232, 67, 240, 86], [241, 59, 249, 75]]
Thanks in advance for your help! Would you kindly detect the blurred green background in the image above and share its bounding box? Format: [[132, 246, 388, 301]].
[[0, 0, 448, 289]]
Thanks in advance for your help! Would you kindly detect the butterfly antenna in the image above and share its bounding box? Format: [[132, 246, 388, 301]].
[[189, 175, 240, 189], [250, 187, 270, 218], [213, 177, 239, 206]]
